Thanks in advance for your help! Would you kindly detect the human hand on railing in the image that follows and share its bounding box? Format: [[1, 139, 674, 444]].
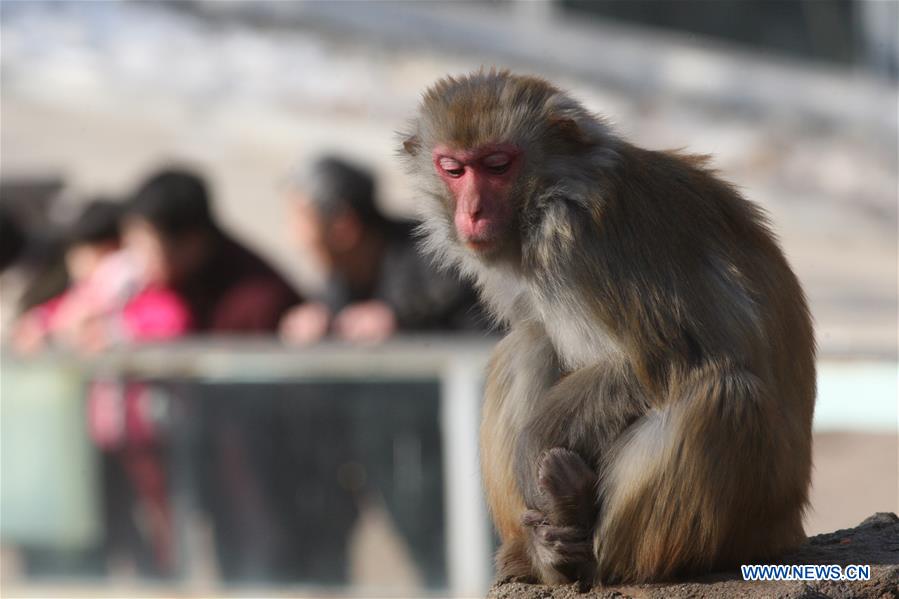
[[279, 301, 332, 345], [332, 300, 397, 345]]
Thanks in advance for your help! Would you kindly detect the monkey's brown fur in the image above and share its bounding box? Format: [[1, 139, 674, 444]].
[[400, 70, 815, 586]]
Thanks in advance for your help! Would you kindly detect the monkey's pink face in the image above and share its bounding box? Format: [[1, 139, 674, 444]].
[[433, 144, 520, 253]]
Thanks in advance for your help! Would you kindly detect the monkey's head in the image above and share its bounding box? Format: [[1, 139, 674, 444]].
[[400, 69, 613, 269]]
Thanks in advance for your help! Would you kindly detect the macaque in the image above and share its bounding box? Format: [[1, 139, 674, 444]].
[[399, 70, 815, 586]]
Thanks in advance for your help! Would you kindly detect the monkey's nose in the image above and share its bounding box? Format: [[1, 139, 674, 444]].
[[462, 198, 483, 218], [458, 214, 494, 241]]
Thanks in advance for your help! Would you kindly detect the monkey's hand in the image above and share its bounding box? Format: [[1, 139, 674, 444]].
[[523, 448, 598, 589]]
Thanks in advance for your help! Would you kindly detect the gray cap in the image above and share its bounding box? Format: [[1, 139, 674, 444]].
[[290, 156, 380, 224]]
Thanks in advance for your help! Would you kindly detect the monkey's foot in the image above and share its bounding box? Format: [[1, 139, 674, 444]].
[[523, 448, 599, 588], [522, 509, 595, 588], [536, 447, 597, 527]]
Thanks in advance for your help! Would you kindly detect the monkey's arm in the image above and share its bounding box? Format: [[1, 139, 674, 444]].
[[482, 321, 560, 536], [482, 321, 564, 583]]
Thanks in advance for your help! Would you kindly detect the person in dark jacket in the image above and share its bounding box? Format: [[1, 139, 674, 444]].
[[123, 167, 306, 582], [280, 155, 485, 344], [124, 168, 301, 332]]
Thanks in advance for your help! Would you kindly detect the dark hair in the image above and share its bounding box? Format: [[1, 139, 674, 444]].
[[299, 156, 384, 227], [0, 206, 26, 272], [68, 199, 121, 247], [128, 168, 216, 237]]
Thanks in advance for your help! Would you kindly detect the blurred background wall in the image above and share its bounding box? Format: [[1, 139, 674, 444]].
[[1, 1, 897, 597], [3, 0, 896, 340]]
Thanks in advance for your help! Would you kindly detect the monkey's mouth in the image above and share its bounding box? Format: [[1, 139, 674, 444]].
[[464, 236, 499, 252], [456, 215, 504, 253]]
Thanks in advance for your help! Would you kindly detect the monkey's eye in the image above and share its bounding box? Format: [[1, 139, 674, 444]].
[[438, 157, 465, 178], [482, 153, 512, 174]]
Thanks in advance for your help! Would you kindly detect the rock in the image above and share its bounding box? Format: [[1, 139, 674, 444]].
[[487, 513, 899, 599]]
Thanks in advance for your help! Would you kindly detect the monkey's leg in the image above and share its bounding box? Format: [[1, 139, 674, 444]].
[[482, 323, 562, 584], [495, 536, 539, 584], [595, 365, 809, 583], [516, 362, 649, 586]]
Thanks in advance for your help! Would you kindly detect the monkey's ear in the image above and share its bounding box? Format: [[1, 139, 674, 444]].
[[402, 134, 422, 156], [548, 117, 589, 148]]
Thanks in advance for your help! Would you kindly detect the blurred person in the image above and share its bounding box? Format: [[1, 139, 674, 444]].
[[123, 167, 307, 582], [280, 156, 485, 345], [62, 200, 122, 281], [124, 168, 301, 333], [266, 156, 487, 585], [0, 206, 29, 335], [0, 204, 26, 272], [10, 199, 120, 352], [12, 200, 191, 353], [7, 200, 191, 579], [0, 185, 72, 326]]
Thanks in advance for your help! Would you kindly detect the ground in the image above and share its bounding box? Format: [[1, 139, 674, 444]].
[[488, 513, 899, 599]]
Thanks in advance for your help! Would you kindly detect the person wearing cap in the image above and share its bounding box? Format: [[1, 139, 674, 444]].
[[280, 155, 485, 345]]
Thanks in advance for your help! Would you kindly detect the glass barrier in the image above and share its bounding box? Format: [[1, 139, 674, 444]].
[[1, 337, 495, 597], [2, 337, 895, 597]]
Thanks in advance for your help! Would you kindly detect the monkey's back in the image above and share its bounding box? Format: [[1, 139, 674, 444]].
[[585, 144, 816, 581], [483, 141, 816, 583], [592, 144, 815, 399]]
